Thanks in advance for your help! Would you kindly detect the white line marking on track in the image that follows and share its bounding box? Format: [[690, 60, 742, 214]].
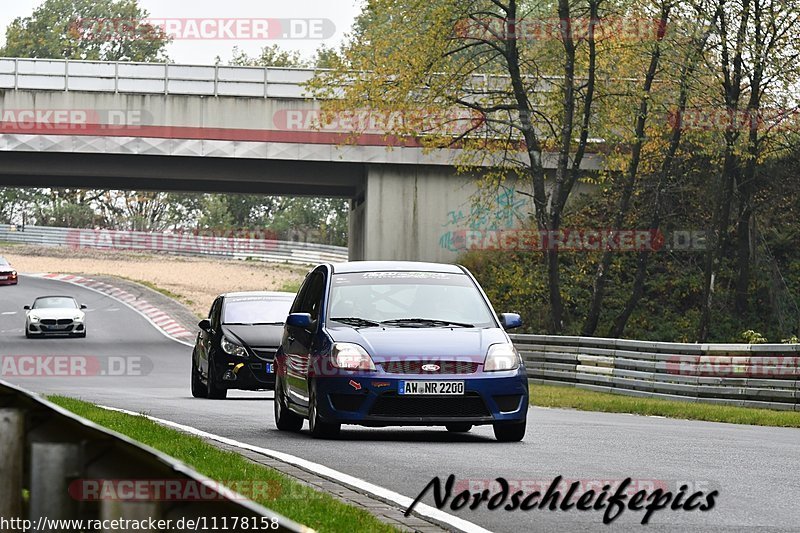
[[97, 405, 492, 533], [1, 312, 17, 315]]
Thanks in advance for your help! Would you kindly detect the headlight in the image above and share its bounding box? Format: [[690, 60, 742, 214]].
[[11, 271, 16, 276], [484, 343, 521, 372], [29, 315, 40, 322], [331, 342, 376, 371], [73, 315, 84, 321], [221, 336, 248, 357]]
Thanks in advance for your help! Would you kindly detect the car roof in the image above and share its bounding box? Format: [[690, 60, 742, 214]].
[[330, 261, 464, 274], [34, 295, 77, 300], [221, 291, 296, 299]]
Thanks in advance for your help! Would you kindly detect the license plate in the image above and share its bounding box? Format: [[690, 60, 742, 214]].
[[398, 381, 464, 395], [0, 276, 7, 280], [265, 363, 274, 374]]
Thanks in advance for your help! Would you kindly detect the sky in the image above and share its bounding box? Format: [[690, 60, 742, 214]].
[[0, 0, 364, 64]]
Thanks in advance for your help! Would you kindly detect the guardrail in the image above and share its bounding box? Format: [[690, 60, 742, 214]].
[[0, 379, 311, 532], [0, 224, 348, 265], [0, 57, 315, 98], [511, 334, 800, 411]]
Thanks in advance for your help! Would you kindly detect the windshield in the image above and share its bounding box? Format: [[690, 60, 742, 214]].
[[222, 296, 293, 324], [328, 271, 497, 327], [33, 297, 78, 309], [0, 257, 9, 267]]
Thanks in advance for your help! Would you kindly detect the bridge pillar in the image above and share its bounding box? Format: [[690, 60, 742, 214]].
[[359, 165, 516, 263]]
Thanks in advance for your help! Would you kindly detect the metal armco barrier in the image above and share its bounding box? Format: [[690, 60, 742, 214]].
[[0, 379, 312, 532], [0, 225, 348, 265], [511, 334, 800, 411]]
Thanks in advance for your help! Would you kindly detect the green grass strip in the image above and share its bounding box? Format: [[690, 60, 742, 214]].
[[49, 396, 399, 533], [530, 383, 800, 427]]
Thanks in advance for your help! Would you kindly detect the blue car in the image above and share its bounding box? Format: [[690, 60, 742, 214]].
[[273, 261, 528, 441]]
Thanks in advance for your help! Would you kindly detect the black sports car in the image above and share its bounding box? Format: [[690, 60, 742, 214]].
[[191, 291, 294, 399]]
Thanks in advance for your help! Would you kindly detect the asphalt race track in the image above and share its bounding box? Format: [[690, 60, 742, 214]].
[[2, 275, 799, 532]]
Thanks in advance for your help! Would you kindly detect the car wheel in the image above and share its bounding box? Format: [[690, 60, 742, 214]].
[[73, 331, 86, 338], [493, 420, 526, 442], [446, 423, 473, 433], [206, 356, 228, 400], [191, 353, 207, 399], [308, 382, 340, 439], [25, 330, 32, 339], [274, 379, 303, 431]]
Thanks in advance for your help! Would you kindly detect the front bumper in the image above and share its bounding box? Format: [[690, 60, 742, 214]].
[[313, 369, 529, 426], [27, 322, 84, 335], [213, 355, 277, 390], [0, 277, 18, 285]]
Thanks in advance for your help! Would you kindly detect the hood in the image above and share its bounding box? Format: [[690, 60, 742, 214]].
[[327, 326, 509, 363], [28, 308, 84, 319], [222, 324, 283, 348]]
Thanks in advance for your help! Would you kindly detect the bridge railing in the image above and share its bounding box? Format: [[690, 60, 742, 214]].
[[0, 379, 311, 531], [0, 57, 315, 98], [0, 224, 348, 265], [511, 334, 800, 410]]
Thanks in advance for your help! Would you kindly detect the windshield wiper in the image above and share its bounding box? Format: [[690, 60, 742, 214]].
[[330, 317, 382, 328], [380, 318, 475, 328]]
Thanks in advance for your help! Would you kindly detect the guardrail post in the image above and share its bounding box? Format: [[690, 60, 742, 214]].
[[29, 443, 81, 523], [100, 501, 160, 531], [0, 409, 24, 520]]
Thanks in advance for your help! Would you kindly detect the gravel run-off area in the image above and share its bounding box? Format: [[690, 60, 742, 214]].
[[1, 244, 308, 318]]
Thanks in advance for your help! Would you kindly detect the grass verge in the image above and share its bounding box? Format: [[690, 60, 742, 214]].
[[49, 396, 399, 533], [118, 276, 198, 312], [530, 383, 800, 427]]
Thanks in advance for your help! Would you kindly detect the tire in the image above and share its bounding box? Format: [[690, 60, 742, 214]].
[[191, 354, 207, 399], [308, 382, 340, 438], [72, 331, 86, 338], [493, 420, 526, 442], [274, 379, 303, 431], [446, 423, 473, 433], [206, 356, 228, 399], [25, 330, 32, 339]]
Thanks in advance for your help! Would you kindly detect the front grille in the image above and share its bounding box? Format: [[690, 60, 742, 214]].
[[369, 392, 490, 418], [381, 360, 480, 374], [329, 393, 366, 412], [252, 349, 277, 362], [39, 319, 73, 326], [493, 394, 523, 412]]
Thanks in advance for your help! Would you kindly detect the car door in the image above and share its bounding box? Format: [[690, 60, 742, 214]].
[[284, 270, 326, 412], [198, 297, 222, 376]]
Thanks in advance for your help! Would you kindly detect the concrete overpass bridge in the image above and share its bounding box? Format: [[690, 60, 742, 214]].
[[0, 57, 600, 262]]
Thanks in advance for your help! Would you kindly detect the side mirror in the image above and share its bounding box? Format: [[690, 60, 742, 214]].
[[198, 319, 212, 331], [23, 305, 30, 310], [80, 304, 88, 310], [286, 313, 312, 329], [499, 313, 522, 330]]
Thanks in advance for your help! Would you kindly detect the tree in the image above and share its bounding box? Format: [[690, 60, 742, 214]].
[[310, 0, 615, 332], [1, 0, 169, 61]]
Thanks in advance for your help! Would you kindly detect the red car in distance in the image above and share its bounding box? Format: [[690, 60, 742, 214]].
[[0, 256, 18, 285]]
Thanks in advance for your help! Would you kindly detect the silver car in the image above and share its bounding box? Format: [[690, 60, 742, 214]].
[[24, 296, 87, 338]]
